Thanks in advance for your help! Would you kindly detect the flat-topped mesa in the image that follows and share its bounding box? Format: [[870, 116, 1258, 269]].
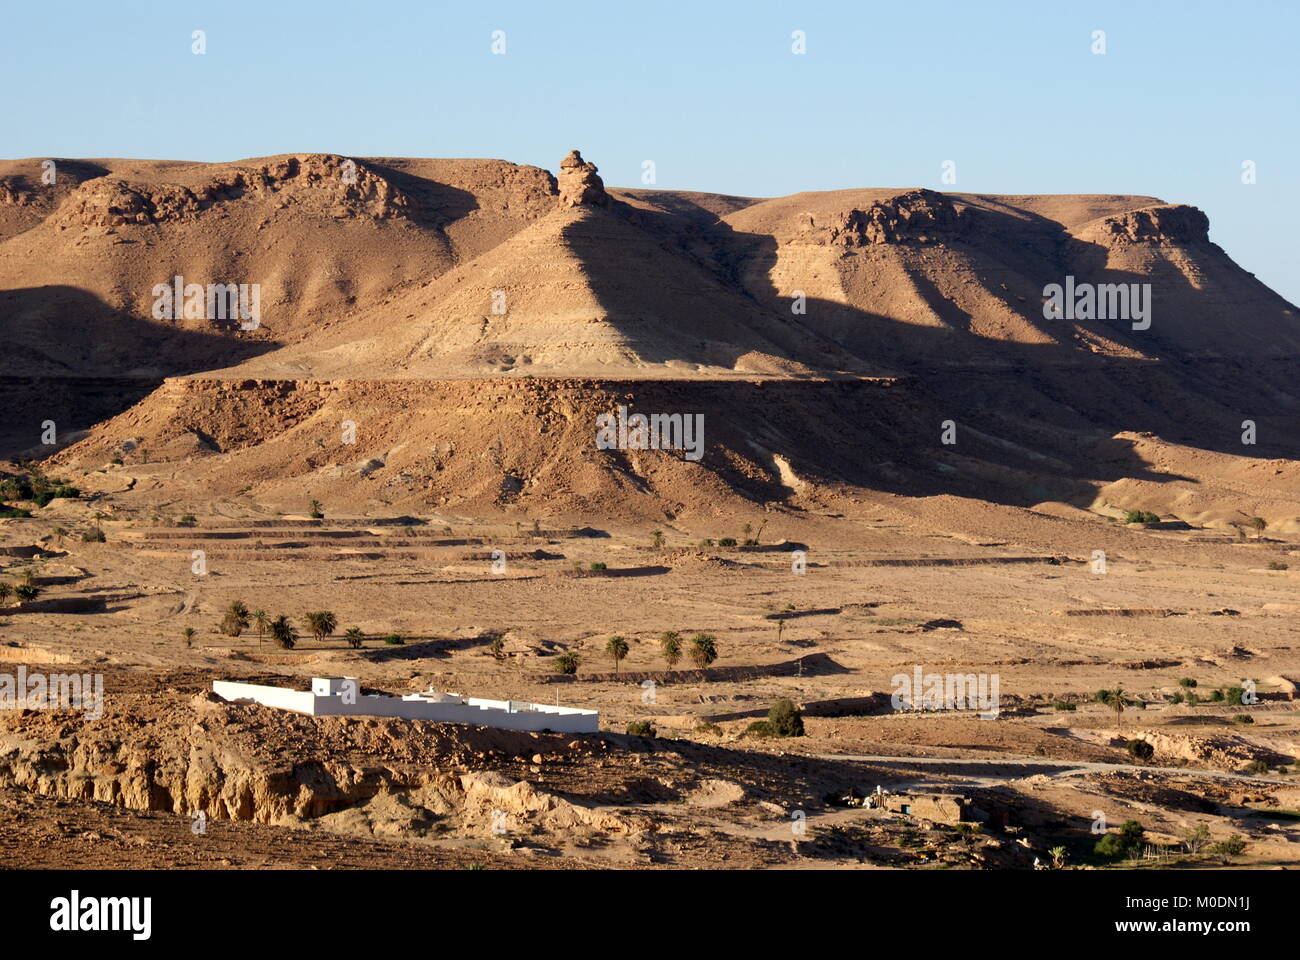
[[557, 149, 608, 207], [1085, 203, 1211, 245]]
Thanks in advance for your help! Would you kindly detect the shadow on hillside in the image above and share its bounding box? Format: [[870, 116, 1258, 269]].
[[568, 194, 1300, 509], [359, 161, 479, 234], [0, 284, 278, 458]]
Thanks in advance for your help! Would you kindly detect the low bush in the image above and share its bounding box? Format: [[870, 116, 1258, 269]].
[[744, 720, 775, 738], [767, 699, 805, 737], [1126, 739, 1155, 762], [1208, 835, 1246, 856]]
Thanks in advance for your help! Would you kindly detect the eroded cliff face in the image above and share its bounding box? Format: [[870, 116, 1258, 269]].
[[795, 189, 966, 246], [53, 154, 413, 231], [1080, 204, 1212, 246], [0, 691, 645, 839]]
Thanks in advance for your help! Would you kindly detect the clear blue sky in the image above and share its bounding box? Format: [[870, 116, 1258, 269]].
[[3, 0, 1296, 303]]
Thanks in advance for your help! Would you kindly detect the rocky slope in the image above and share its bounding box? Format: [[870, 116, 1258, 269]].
[[9, 149, 1299, 521]]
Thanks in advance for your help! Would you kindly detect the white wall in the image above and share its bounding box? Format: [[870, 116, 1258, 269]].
[[212, 681, 316, 715], [212, 680, 599, 733]]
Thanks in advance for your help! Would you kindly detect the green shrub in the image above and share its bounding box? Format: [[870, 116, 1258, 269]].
[[1122, 510, 1160, 524], [383, 633, 404, 646], [1178, 677, 1198, 688], [1094, 833, 1129, 859], [553, 651, 580, 675], [717, 537, 738, 548], [80, 528, 105, 542], [1231, 714, 1254, 725], [1208, 689, 1225, 703], [745, 720, 775, 738], [767, 699, 805, 737], [626, 720, 656, 737], [1268, 561, 1289, 571], [589, 561, 607, 571], [1208, 835, 1246, 856], [1246, 759, 1269, 775], [0, 506, 32, 519], [179, 514, 197, 524], [1119, 820, 1144, 842], [32, 486, 78, 507], [1126, 739, 1154, 762], [0, 478, 32, 500], [1226, 686, 1246, 706], [1169, 692, 1184, 704], [694, 721, 723, 736]]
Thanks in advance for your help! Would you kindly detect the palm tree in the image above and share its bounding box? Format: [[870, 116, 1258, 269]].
[[1250, 516, 1267, 538], [488, 635, 505, 659], [688, 633, 718, 669], [14, 583, 38, 602], [606, 635, 630, 672], [554, 651, 580, 675], [309, 499, 324, 519], [302, 611, 338, 643], [776, 618, 786, 644], [344, 627, 365, 649], [660, 631, 681, 670], [251, 609, 270, 643], [1049, 845, 1068, 869], [1099, 688, 1128, 727], [182, 627, 196, 647], [301, 608, 338, 640], [270, 616, 297, 650], [221, 600, 250, 638], [651, 530, 664, 549], [0, 582, 11, 605]]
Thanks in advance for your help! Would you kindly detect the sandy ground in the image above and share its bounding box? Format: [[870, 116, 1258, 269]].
[[2, 487, 1298, 871]]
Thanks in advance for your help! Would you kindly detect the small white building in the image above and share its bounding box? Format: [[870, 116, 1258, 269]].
[[212, 677, 600, 734]]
